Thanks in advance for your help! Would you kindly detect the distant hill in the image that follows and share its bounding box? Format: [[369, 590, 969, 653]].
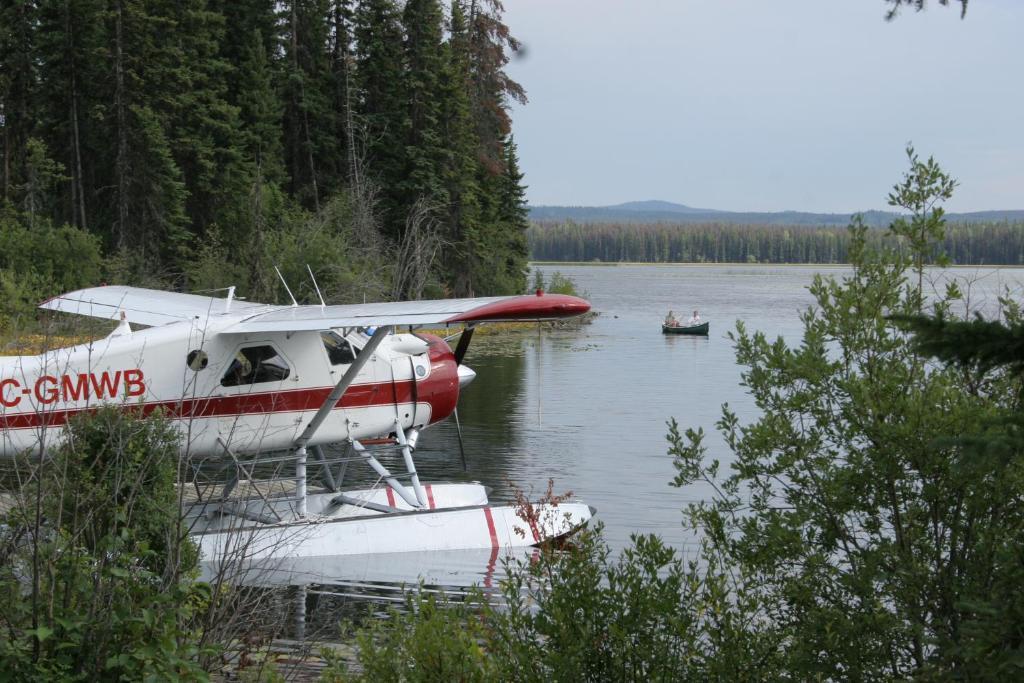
[[608, 200, 721, 215], [528, 202, 1024, 227]]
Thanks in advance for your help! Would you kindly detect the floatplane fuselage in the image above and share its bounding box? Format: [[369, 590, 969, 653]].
[[0, 318, 461, 458], [1, 284, 595, 565]]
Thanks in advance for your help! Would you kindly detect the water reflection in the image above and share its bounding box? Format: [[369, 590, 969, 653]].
[[416, 340, 529, 489], [198, 547, 540, 650], [200, 547, 536, 592]]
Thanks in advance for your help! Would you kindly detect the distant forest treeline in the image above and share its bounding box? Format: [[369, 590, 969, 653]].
[[0, 0, 530, 325], [528, 203, 1024, 227], [528, 220, 1024, 265]]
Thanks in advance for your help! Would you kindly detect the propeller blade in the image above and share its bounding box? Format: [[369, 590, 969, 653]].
[[453, 325, 476, 366]]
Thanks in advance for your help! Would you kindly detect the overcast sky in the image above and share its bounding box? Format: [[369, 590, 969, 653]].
[[502, 0, 1022, 213]]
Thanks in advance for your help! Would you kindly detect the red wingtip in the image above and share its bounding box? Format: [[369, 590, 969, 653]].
[[447, 294, 591, 323]]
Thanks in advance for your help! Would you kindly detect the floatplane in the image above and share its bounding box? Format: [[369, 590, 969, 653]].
[[0, 282, 595, 565]]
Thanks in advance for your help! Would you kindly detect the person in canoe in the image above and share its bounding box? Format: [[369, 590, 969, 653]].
[[665, 310, 679, 327], [687, 310, 701, 326]]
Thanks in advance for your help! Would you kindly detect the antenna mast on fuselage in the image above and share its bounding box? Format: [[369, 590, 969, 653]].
[[275, 266, 299, 307], [307, 264, 326, 309]]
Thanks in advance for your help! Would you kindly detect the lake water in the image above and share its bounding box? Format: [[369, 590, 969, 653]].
[[417, 263, 831, 557], [240, 263, 1024, 632], [412, 263, 1024, 556]]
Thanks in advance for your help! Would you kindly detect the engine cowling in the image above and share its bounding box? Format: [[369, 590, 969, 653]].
[[415, 334, 461, 427]]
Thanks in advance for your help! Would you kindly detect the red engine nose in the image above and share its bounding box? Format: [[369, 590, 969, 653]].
[[416, 334, 460, 426]]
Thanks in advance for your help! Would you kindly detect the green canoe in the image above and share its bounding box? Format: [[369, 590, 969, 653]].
[[662, 322, 709, 335]]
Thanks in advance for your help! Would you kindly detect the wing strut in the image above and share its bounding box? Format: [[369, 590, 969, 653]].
[[292, 325, 391, 516]]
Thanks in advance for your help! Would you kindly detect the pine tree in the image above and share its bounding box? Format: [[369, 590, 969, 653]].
[[235, 28, 285, 186], [460, 0, 529, 295], [329, 0, 355, 183], [466, 0, 525, 172], [399, 0, 447, 211], [354, 0, 406, 236], [281, 0, 344, 210], [209, 0, 278, 71], [164, 0, 250, 240], [18, 138, 67, 230], [0, 0, 38, 204], [439, 0, 482, 296], [473, 134, 527, 295], [35, 0, 106, 231], [494, 134, 529, 292], [107, 0, 189, 269]]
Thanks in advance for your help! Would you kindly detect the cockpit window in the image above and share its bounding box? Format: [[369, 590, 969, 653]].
[[321, 331, 361, 365], [221, 345, 291, 386]]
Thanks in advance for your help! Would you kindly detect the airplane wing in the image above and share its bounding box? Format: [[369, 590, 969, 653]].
[[226, 293, 591, 333], [40, 286, 590, 331], [39, 285, 268, 326]]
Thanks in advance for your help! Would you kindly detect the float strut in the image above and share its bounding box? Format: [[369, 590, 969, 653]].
[[352, 440, 421, 508], [296, 446, 307, 517], [395, 422, 428, 507], [312, 445, 337, 492], [291, 326, 392, 517]]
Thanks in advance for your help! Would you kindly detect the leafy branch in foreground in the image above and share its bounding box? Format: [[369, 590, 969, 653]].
[[895, 307, 1024, 376], [670, 150, 1024, 679], [0, 408, 210, 681], [332, 525, 776, 682], [885, 0, 968, 21]]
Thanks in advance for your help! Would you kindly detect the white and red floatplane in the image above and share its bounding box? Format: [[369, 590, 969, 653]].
[[1, 283, 595, 565]]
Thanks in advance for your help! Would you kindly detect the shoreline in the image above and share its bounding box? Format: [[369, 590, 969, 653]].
[[530, 261, 1024, 269]]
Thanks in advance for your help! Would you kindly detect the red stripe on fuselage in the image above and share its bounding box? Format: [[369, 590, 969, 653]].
[[0, 379, 423, 430]]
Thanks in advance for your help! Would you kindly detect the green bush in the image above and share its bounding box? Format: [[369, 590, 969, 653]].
[[529, 268, 582, 297], [332, 591, 498, 682], [0, 209, 103, 331], [184, 191, 393, 306], [330, 527, 769, 682], [0, 408, 210, 681]]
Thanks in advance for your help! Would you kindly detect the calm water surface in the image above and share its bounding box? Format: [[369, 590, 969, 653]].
[[415, 263, 1024, 554], [417, 264, 831, 556]]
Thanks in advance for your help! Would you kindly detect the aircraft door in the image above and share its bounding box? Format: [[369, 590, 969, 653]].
[[213, 341, 297, 454]]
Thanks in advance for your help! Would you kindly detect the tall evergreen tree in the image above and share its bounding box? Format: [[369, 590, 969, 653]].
[[329, 0, 355, 183], [353, 0, 406, 235], [281, 0, 344, 210], [494, 134, 529, 291], [106, 0, 189, 268], [209, 0, 278, 72], [235, 28, 285, 186], [466, 0, 524, 172], [35, 0, 105, 231], [0, 0, 38, 204], [399, 0, 447, 211], [473, 134, 527, 294], [165, 0, 250, 240], [439, 0, 482, 296], [209, 0, 283, 187]]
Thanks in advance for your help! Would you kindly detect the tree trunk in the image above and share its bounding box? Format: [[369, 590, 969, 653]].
[[290, 4, 319, 211], [66, 1, 87, 230], [114, 0, 128, 249]]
